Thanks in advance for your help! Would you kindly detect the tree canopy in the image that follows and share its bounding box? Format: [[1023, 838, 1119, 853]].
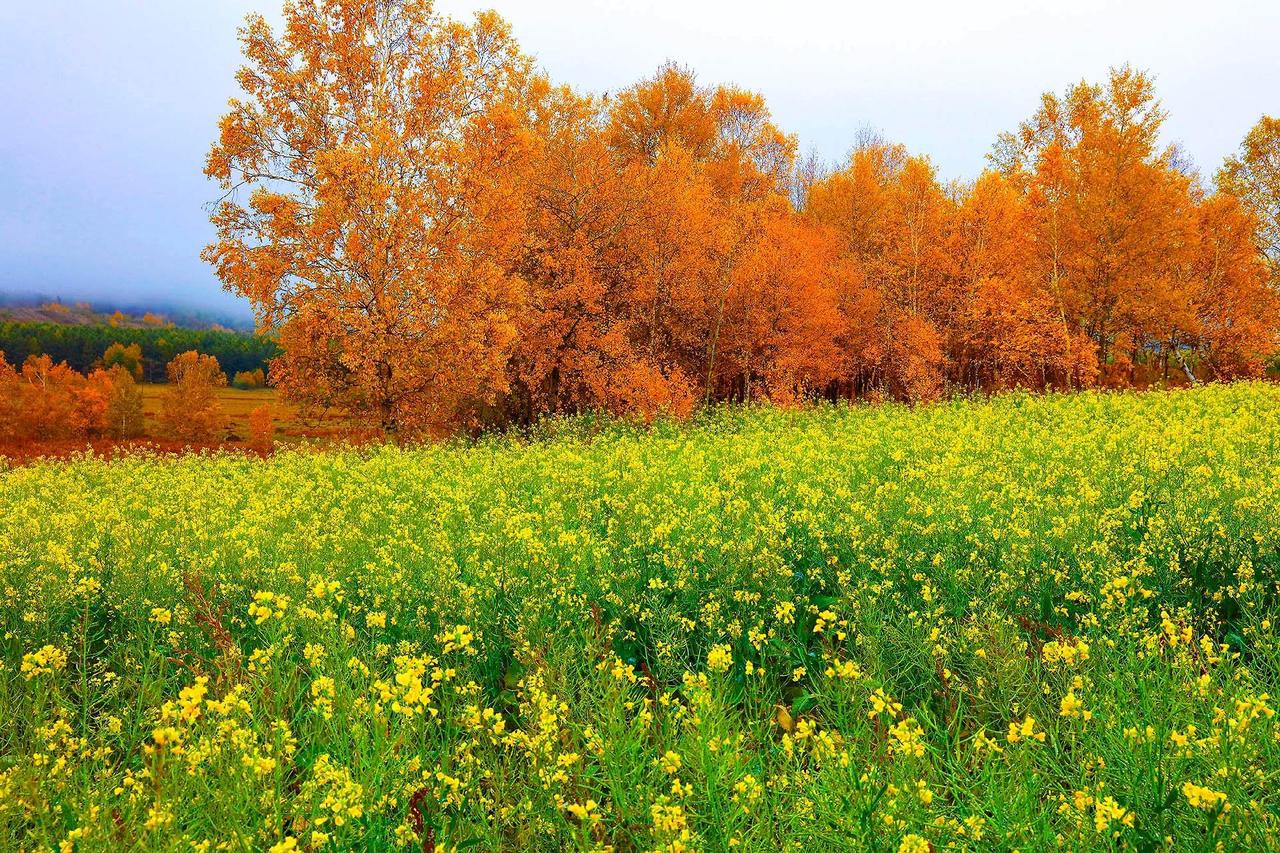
[[205, 1, 1280, 437]]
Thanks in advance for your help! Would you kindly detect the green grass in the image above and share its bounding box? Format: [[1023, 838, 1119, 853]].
[[3, 383, 1280, 851], [138, 384, 360, 445]]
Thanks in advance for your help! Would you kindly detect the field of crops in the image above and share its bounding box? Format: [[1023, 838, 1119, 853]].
[[3, 384, 1280, 851]]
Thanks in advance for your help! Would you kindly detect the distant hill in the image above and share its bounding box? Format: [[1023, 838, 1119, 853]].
[[0, 296, 254, 332], [0, 299, 278, 382]]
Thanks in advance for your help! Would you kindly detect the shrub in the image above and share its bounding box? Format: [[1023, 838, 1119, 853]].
[[248, 403, 274, 452], [232, 367, 266, 390], [159, 351, 227, 443]]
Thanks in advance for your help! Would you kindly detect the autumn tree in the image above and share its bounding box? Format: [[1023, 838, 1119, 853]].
[[504, 86, 652, 423], [945, 170, 1089, 389], [20, 356, 107, 438], [104, 366, 146, 438], [200, 21, 1280, 429], [248, 404, 274, 453], [805, 139, 952, 400], [76, 370, 114, 437], [0, 352, 128, 441], [204, 0, 540, 437], [989, 68, 1280, 385], [508, 63, 813, 420], [716, 204, 844, 401], [1218, 116, 1280, 283], [603, 65, 801, 411], [993, 66, 1203, 383], [1191, 193, 1279, 377], [14, 355, 74, 439], [0, 353, 20, 442], [232, 368, 266, 389], [102, 342, 144, 380], [159, 351, 227, 443]]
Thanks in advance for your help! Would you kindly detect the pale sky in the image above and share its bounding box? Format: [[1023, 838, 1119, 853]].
[[2, 0, 1277, 322]]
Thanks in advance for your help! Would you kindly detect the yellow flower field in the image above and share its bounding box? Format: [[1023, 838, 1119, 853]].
[[3, 384, 1280, 851]]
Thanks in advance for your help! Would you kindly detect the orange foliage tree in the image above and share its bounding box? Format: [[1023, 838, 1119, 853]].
[[994, 67, 1200, 384], [503, 85, 652, 423], [203, 3, 1279, 434], [992, 67, 1279, 384], [1192, 193, 1279, 378], [506, 64, 818, 422], [248, 404, 274, 453], [805, 140, 953, 400], [0, 353, 123, 441], [204, 0, 540, 438], [159, 351, 227, 443], [0, 353, 21, 442], [945, 171, 1081, 388], [1218, 116, 1280, 285], [104, 366, 145, 438], [232, 368, 266, 390]]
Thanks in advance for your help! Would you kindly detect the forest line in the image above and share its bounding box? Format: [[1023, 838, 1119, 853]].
[[195, 3, 1278, 435]]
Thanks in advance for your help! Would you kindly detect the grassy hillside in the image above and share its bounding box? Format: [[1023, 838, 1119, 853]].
[[2, 384, 1279, 850], [0, 299, 251, 332]]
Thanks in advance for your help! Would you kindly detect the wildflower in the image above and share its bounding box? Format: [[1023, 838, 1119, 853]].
[[707, 643, 733, 674], [1093, 796, 1133, 833], [1183, 782, 1230, 812], [898, 834, 930, 853], [74, 576, 102, 597], [825, 659, 864, 680], [890, 717, 926, 758], [437, 624, 475, 655], [177, 676, 208, 722], [973, 729, 1004, 754], [303, 755, 365, 826], [248, 591, 289, 624], [732, 774, 762, 813], [21, 645, 68, 679], [1059, 691, 1085, 719], [311, 579, 341, 600], [567, 799, 600, 823], [1042, 638, 1090, 669], [311, 676, 336, 720], [869, 688, 903, 719], [1007, 716, 1045, 744], [143, 803, 173, 830], [650, 800, 688, 833]]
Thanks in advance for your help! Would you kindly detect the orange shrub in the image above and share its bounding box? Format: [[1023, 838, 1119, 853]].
[[159, 351, 227, 443], [248, 404, 274, 453]]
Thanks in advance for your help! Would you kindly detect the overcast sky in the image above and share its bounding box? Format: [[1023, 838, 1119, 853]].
[[2, 0, 1277, 322]]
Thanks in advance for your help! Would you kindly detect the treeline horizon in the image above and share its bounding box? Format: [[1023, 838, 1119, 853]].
[[0, 320, 279, 383], [204, 0, 1279, 437]]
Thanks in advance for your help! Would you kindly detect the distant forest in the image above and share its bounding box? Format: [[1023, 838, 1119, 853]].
[[0, 321, 278, 382]]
